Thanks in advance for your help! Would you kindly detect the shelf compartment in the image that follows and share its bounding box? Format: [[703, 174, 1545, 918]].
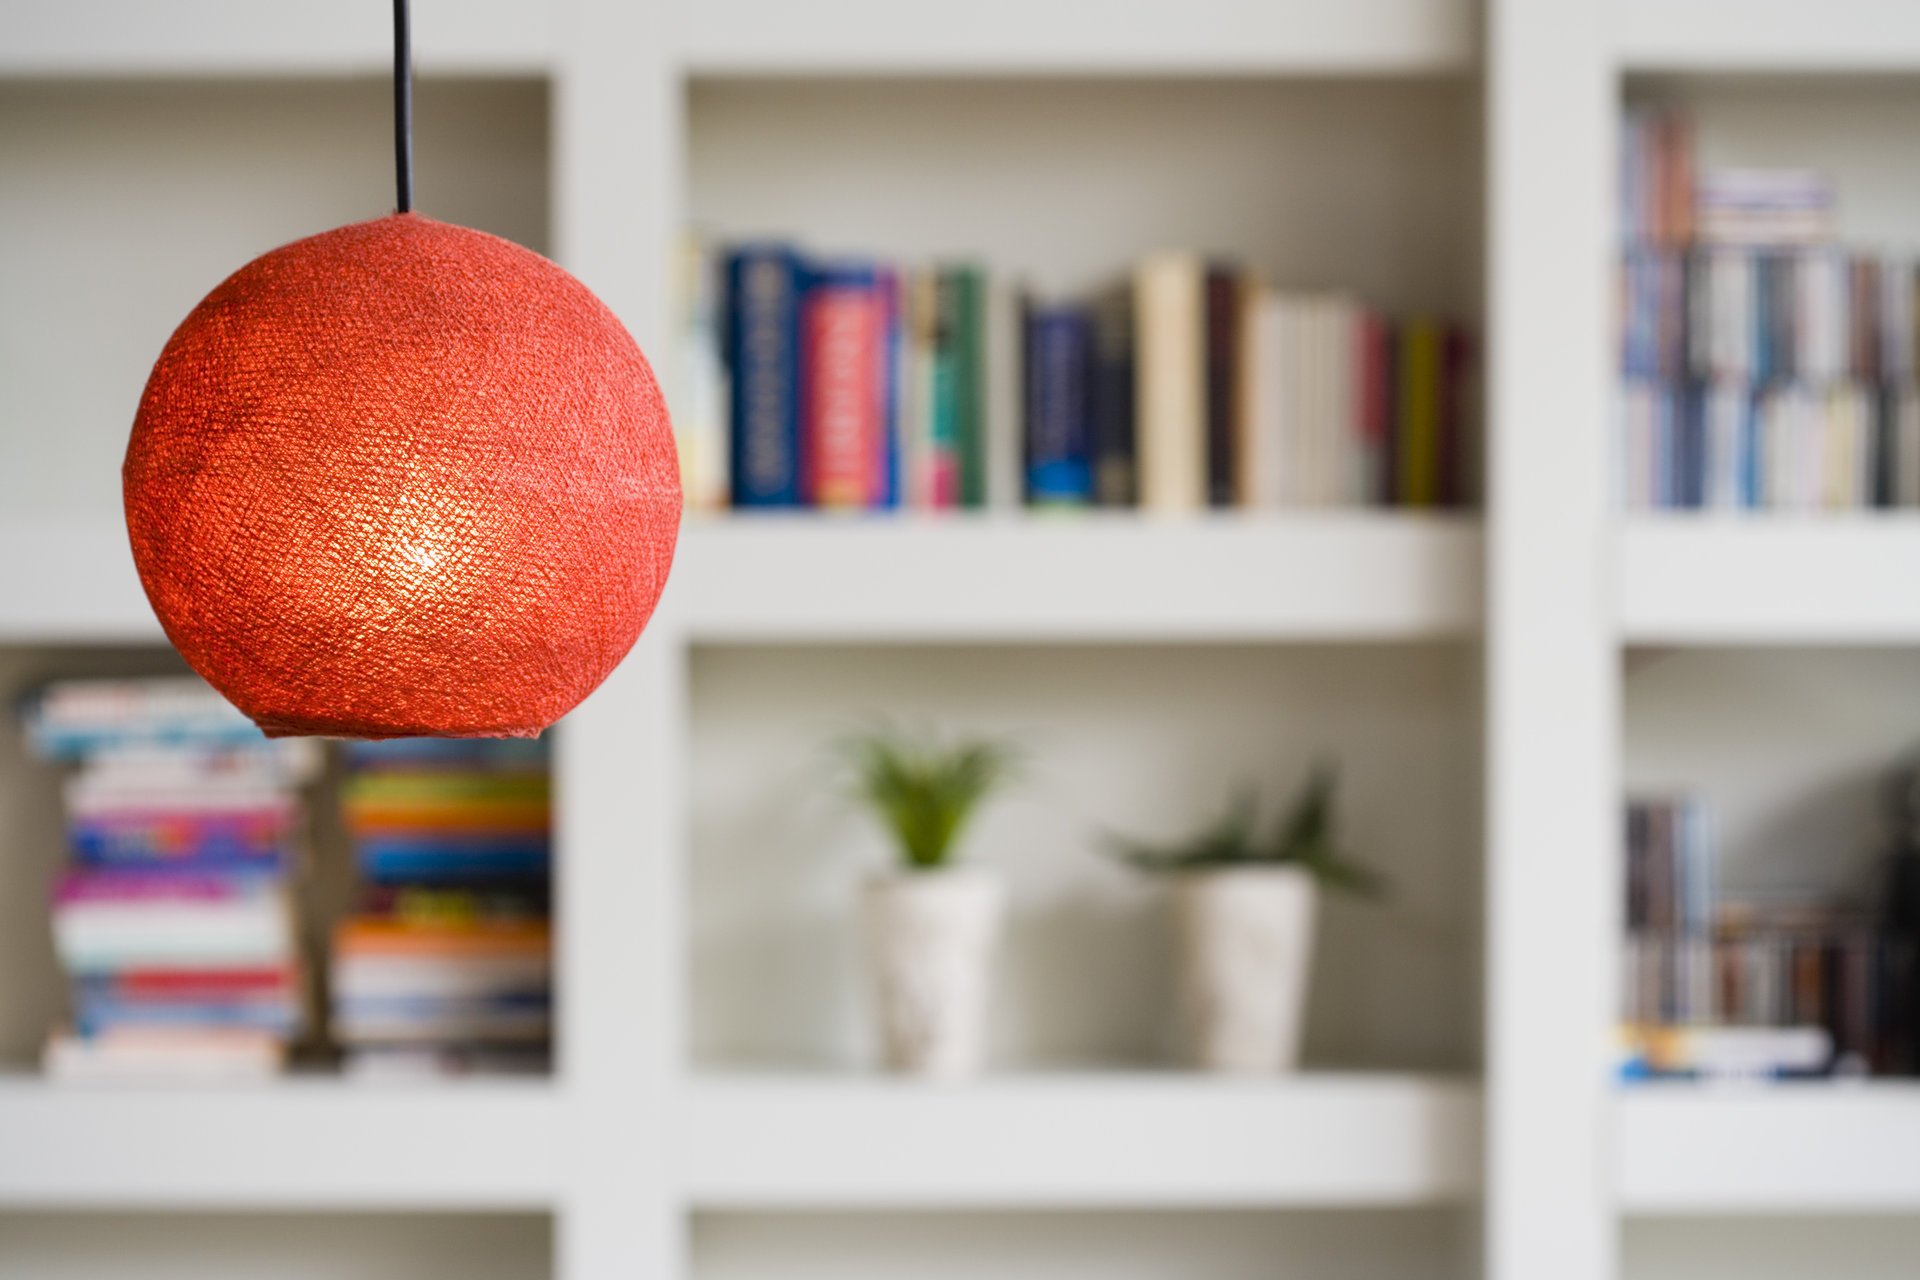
[[673, 0, 1474, 77], [1618, 1083, 1920, 1214], [672, 513, 1480, 643], [0, 1077, 559, 1209], [1618, 0, 1920, 73], [1619, 517, 1920, 645], [678, 1072, 1478, 1208]]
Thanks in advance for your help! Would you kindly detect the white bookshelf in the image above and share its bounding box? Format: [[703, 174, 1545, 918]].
[[0, 1077, 559, 1210], [3, 3, 1920, 1280], [1620, 518, 1920, 645], [680, 1072, 1478, 1209], [1618, 1085, 1920, 1214]]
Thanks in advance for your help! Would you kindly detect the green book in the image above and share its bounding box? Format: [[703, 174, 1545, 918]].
[[943, 265, 988, 508]]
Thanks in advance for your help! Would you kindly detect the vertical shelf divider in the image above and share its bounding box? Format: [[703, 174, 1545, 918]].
[[1484, 1, 1617, 1277]]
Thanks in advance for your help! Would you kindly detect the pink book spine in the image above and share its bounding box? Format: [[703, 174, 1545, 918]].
[[802, 275, 881, 509]]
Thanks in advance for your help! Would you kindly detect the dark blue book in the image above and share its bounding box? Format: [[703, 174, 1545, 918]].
[[725, 245, 807, 507], [357, 837, 551, 885], [1023, 304, 1094, 504]]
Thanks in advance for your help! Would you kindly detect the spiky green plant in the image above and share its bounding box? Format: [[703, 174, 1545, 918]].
[[1109, 762, 1386, 898], [839, 725, 1019, 871]]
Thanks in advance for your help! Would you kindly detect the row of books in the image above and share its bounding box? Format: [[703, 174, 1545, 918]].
[[1621, 795, 1917, 1080], [1621, 248, 1918, 387], [1619, 380, 1920, 512], [25, 679, 318, 1081], [330, 739, 553, 1076], [672, 239, 1476, 513], [1617, 106, 1915, 512]]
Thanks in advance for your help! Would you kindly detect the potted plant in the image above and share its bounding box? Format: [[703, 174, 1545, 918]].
[[1111, 763, 1383, 1074], [839, 725, 1019, 1078]]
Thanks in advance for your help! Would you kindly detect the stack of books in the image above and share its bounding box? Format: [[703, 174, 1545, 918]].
[[24, 678, 315, 1081], [672, 238, 1475, 513], [1619, 107, 1920, 510], [331, 739, 552, 1077], [1621, 794, 1910, 1081]]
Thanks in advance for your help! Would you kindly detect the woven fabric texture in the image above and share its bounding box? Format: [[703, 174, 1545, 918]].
[[125, 213, 681, 739]]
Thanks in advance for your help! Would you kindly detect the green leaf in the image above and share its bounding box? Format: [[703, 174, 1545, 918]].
[[836, 723, 1019, 871]]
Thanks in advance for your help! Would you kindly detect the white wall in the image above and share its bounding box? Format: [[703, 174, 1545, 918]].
[[0, 1212, 549, 1280], [694, 1207, 1471, 1280], [0, 78, 548, 529], [688, 76, 1480, 310]]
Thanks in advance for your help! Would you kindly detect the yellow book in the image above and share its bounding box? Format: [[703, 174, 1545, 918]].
[[1397, 319, 1442, 507]]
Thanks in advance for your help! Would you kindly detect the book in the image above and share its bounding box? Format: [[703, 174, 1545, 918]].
[[1134, 252, 1207, 512], [725, 245, 806, 506], [1088, 284, 1137, 506], [1023, 303, 1094, 505], [801, 262, 885, 509], [1204, 265, 1240, 507], [673, 232, 731, 509], [944, 266, 989, 508]]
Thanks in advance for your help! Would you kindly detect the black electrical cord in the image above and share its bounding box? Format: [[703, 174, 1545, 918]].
[[393, 0, 414, 214]]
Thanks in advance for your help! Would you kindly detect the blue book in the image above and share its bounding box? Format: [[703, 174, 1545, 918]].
[[358, 839, 551, 885], [1023, 305, 1094, 504], [725, 245, 807, 506]]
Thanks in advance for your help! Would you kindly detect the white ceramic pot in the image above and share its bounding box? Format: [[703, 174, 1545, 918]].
[[1174, 865, 1318, 1073], [862, 867, 1003, 1078]]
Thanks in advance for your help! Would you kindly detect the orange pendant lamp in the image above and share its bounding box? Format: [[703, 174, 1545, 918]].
[[123, 0, 681, 739]]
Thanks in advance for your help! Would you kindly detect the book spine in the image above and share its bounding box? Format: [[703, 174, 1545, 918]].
[[948, 267, 988, 508], [673, 235, 731, 509], [1204, 266, 1240, 507], [1088, 285, 1137, 506], [1024, 306, 1094, 505], [1396, 319, 1442, 506], [927, 273, 963, 508], [799, 265, 882, 510], [874, 268, 902, 509], [725, 247, 805, 507], [1134, 253, 1207, 512]]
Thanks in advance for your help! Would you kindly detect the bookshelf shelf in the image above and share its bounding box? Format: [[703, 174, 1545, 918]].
[[0, 0, 553, 76], [0, 1076, 559, 1209], [672, 0, 1475, 77], [679, 1072, 1479, 1209], [672, 513, 1479, 643], [1618, 517, 1920, 645], [0, 514, 1481, 647], [1617, 0, 1920, 73], [1617, 1083, 1920, 1213]]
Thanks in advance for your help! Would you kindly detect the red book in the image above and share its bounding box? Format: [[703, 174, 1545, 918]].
[[801, 266, 884, 509], [113, 967, 294, 999]]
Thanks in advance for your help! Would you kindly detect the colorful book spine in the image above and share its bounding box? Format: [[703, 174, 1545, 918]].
[[1204, 266, 1240, 507], [1023, 305, 1094, 504], [801, 263, 884, 509], [725, 246, 805, 507]]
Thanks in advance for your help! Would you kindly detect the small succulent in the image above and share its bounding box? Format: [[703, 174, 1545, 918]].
[[1109, 762, 1386, 898], [839, 724, 1019, 871]]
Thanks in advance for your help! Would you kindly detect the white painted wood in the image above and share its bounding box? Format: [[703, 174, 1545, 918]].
[[1622, 518, 1920, 645], [0, 0, 553, 76], [680, 1072, 1479, 1208], [1484, 2, 1616, 1279], [676, 514, 1479, 642], [0, 1077, 558, 1208], [672, 0, 1475, 76], [1618, 0, 1920, 73], [0, 515, 1480, 645], [1618, 1084, 1920, 1213]]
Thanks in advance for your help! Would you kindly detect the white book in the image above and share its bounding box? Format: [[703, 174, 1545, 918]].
[[43, 1028, 284, 1082], [56, 898, 294, 972], [334, 955, 553, 1000], [1238, 287, 1284, 507], [984, 274, 1022, 510], [1134, 252, 1207, 512], [1705, 384, 1743, 509], [1897, 387, 1920, 507], [671, 234, 730, 510], [1322, 296, 1361, 504]]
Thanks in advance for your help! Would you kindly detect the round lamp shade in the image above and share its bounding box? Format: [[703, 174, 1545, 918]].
[[125, 213, 681, 739]]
